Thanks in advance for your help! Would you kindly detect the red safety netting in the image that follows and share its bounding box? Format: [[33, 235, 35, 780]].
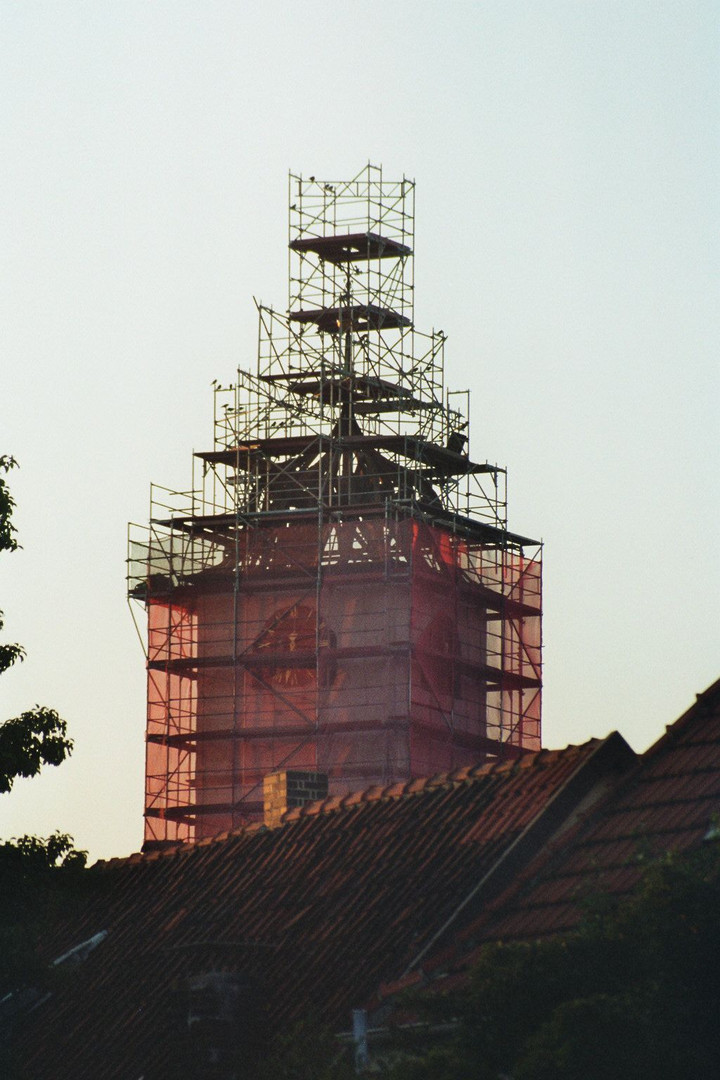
[[143, 517, 541, 844]]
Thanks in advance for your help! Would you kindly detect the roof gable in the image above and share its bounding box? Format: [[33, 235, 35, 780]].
[[431, 678, 720, 978]]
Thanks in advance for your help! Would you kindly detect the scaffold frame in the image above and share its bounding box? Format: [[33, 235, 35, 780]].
[[128, 166, 542, 847]]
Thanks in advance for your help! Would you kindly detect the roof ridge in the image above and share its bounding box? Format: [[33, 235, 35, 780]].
[[92, 738, 609, 867], [285, 738, 605, 821], [640, 675, 720, 762]]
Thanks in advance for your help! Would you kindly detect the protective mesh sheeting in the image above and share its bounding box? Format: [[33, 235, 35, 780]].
[[141, 518, 541, 843]]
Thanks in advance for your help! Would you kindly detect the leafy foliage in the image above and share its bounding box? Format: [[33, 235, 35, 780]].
[[255, 1017, 356, 1080], [0, 629, 25, 676], [1, 830, 87, 873], [0, 460, 25, 676], [0, 456, 74, 792], [0, 459, 87, 1077], [0, 832, 90, 1078], [0, 707, 73, 794], [0, 455, 19, 553], [0, 831, 89, 990], [382, 842, 720, 1080]]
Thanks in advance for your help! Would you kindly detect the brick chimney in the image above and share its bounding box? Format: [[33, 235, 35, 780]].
[[263, 771, 329, 828]]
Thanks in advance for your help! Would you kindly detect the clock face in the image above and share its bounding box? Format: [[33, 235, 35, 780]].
[[252, 604, 335, 689]]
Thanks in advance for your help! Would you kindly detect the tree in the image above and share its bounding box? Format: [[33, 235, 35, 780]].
[[0, 707, 73, 794], [0, 831, 90, 1078], [0, 456, 73, 792], [381, 841, 720, 1080], [0, 458, 87, 1077], [0, 831, 88, 986]]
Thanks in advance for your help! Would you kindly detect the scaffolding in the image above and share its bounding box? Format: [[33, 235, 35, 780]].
[[128, 166, 542, 846]]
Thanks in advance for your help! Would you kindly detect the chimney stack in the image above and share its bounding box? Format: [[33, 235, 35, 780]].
[[263, 771, 329, 828]]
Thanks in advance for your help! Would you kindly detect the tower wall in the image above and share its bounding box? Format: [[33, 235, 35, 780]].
[[130, 165, 542, 849], [141, 516, 541, 844]]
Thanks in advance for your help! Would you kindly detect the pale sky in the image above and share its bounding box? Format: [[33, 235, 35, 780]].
[[1, 1, 718, 862]]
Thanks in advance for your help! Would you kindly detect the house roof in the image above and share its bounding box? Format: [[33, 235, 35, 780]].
[[15, 734, 633, 1080], [407, 677, 720, 994]]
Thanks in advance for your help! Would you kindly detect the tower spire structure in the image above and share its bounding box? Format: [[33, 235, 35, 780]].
[[129, 166, 542, 848]]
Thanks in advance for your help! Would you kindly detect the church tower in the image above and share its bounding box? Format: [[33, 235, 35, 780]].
[[128, 167, 542, 846]]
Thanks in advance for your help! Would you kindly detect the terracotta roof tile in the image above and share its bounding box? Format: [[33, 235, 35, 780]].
[[15, 735, 628, 1080], [447, 765, 476, 783], [436, 676, 720, 965], [383, 780, 411, 798], [340, 790, 366, 808]]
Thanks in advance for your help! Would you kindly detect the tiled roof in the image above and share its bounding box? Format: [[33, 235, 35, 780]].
[[420, 677, 720, 984], [15, 735, 632, 1080]]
